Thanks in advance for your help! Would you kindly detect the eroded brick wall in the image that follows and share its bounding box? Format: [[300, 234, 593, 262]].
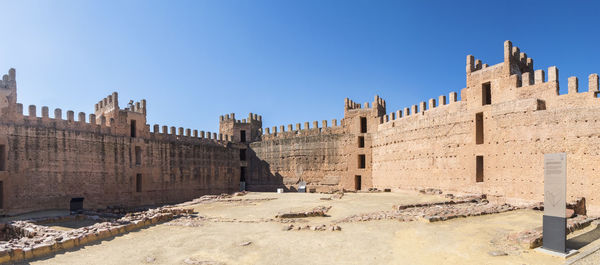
[[0, 118, 239, 215]]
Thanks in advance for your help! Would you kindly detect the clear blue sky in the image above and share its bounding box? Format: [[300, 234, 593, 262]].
[[1, 0, 599, 133]]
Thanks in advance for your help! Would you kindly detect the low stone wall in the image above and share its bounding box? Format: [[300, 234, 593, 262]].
[[0, 207, 193, 264]]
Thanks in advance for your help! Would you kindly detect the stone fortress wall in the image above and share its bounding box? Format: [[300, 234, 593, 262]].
[[0, 75, 241, 215], [2, 40, 600, 215], [227, 41, 600, 214]]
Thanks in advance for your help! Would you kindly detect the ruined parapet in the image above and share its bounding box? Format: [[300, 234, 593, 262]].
[[123, 99, 147, 115], [0, 68, 18, 118], [344, 98, 361, 112], [94, 92, 119, 117], [502, 40, 534, 76]]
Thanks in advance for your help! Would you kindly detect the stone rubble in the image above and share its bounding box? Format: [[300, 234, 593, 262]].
[[336, 199, 518, 223], [282, 224, 341, 232], [508, 216, 599, 249], [275, 206, 332, 218], [0, 207, 193, 263], [418, 188, 443, 195]]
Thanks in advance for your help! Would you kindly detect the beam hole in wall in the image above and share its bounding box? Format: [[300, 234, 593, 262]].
[[360, 117, 367, 133], [358, 154, 366, 169], [475, 112, 484, 145], [476, 156, 484, 182], [358, 136, 365, 148], [482, 82, 492, 105]]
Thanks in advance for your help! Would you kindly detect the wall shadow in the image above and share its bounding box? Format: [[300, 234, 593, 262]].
[[566, 225, 600, 250]]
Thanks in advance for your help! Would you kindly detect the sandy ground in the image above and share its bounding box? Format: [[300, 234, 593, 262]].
[[23, 191, 574, 265]]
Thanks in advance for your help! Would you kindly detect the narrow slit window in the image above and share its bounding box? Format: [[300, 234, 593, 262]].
[[136, 174, 142, 192], [0, 144, 6, 171], [130, 120, 137, 138], [135, 146, 142, 165], [355, 175, 362, 191], [476, 156, 484, 182], [358, 136, 365, 148], [358, 154, 366, 169], [240, 149, 246, 161], [0, 181, 3, 209], [475, 112, 484, 145], [240, 130, 246, 143], [482, 82, 491, 105], [360, 117, 367, 133]]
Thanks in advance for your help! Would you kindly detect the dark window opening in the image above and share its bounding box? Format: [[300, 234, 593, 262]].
[[136, 174, 142, 192], [358, 136, 365, 148], [355, 175, 362, 190], [360, 117, 367, 133], [475, 112, 484, 145], [240, 167, 246, 182], [0, 181, 3, 209], [240, 149, 246, 161], [482, 82, 492, 105], [135, 146, 142, 165], [0, 144, 5, 171], [130, 120, 137, 138], [358, 154, 366, 169], [70, 197, 84, 212], [476, 156, 484, 182], [240, 130, 246, 143]]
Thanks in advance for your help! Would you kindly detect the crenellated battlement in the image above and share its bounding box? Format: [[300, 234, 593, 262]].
[[149, 123, 232, 144], [219, 112, 263, 143], [379, 91, 460, 124], [466, 55, 490, 74], [219, 112, 262, 124], [261, 118, 341, 140]]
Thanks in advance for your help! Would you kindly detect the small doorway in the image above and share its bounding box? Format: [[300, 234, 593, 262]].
[[70, 197, 84, 212], [355, 175, 362, 191], [240, 167, 246, 191]]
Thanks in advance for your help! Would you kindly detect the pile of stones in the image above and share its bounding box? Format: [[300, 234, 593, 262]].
[[336, 197, 517, 223], [508, 216, 599, 249], [275, 206, 332, 218], [0, 207, 193, 263], [282, 224, 341, 232]]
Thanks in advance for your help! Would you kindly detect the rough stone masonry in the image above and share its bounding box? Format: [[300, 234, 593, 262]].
[[0, 40, 599, 215]]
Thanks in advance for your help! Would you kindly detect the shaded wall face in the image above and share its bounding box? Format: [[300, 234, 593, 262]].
[[0, 122, 239, 215], [247, 131, 348, 192]]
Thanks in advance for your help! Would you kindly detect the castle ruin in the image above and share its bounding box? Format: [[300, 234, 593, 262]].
[[1, 40, 599, 215]]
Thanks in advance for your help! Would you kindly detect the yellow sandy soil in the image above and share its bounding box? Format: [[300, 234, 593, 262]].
[[26, 191, 566, 265]]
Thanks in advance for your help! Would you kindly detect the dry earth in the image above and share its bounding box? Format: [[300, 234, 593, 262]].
[[18, 191, 583, 265]]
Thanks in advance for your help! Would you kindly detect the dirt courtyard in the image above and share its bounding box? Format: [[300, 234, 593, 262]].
[[22, 191, 575, 265]]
